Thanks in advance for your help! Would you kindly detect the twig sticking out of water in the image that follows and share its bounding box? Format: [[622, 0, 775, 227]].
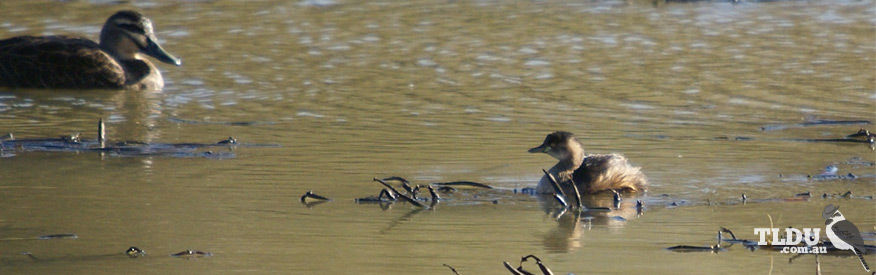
[[542, 169, 584, 210], [379, 189, 396, 201], [611, 189, 622, 209], [503, 255, 555, 275], [552, 194, 567, 208], [98, 118, 105, 149], [720, 227, 737, 240], [427, 185, 441, 208], [542, 169, 567, 203], [567, 179, 584, 210], [520, 255, 554, 275], [401, 182, 417, 200], [428, 185, 440, 201]]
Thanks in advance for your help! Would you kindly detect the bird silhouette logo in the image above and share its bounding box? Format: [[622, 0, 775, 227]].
[[823, 204, 871, 273]]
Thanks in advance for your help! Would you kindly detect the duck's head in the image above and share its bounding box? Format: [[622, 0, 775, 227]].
[[99, 10, 181, 66], [528, 131, 583, 160]]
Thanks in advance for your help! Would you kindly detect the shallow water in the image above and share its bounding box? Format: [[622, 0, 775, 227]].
[[0, 0, 874, 274]]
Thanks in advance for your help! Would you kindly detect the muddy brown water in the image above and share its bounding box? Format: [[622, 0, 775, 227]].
[[0, 0, 873, 274]]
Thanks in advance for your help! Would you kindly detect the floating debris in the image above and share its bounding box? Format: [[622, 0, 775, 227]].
[[666, 244, 724, 253], [170, 250, 212, 258], [38, 233, 77, 240], [372, 177, 427, 208], [0, 120, 277, 159], [667, 228, 727, 253], [300, 190, 331, 203], [760, 120, 871, 131], [612, 189, 622, 209], [431, 181, 493, 189], [20, 252, 38, 261], [126, 247, 146, 258], [168, 117, 276, 126], [636, 200, 645, 216], [300, 190, 331, 207], [216, 137, 238, 145], [847, 128, 875, 144]]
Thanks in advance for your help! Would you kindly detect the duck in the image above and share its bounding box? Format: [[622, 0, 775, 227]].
[[0, 10, 180, 90], [529, 131, 647, 195]]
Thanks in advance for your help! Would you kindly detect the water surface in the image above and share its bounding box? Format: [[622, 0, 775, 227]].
[[0, 0, 874, 274]]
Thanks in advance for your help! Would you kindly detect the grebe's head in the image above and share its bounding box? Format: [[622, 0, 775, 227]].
[[528, 131, 582, 161]]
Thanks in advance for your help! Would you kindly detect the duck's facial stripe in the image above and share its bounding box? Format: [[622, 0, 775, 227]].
[[116, 23, 145, 35]]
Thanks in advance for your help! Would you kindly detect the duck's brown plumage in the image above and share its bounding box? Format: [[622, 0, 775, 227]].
[[0, 10, 180, 90], [0, 35, 127, 89], [530, 131, 647, 194]]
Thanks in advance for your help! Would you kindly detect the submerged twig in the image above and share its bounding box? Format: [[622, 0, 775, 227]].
[[21, 252, 38, 261], [443, 264, 461, 275], [503, 261, 524, 275], [431, 181, 493, 189], [666, 245, 723, 253], [38, 234, 77, 240]]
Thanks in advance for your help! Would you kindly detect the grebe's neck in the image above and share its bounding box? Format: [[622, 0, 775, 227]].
[[556, 138, 585, 172]]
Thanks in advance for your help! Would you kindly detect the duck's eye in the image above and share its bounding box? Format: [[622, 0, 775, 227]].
[[117, 23, 145, 35]]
